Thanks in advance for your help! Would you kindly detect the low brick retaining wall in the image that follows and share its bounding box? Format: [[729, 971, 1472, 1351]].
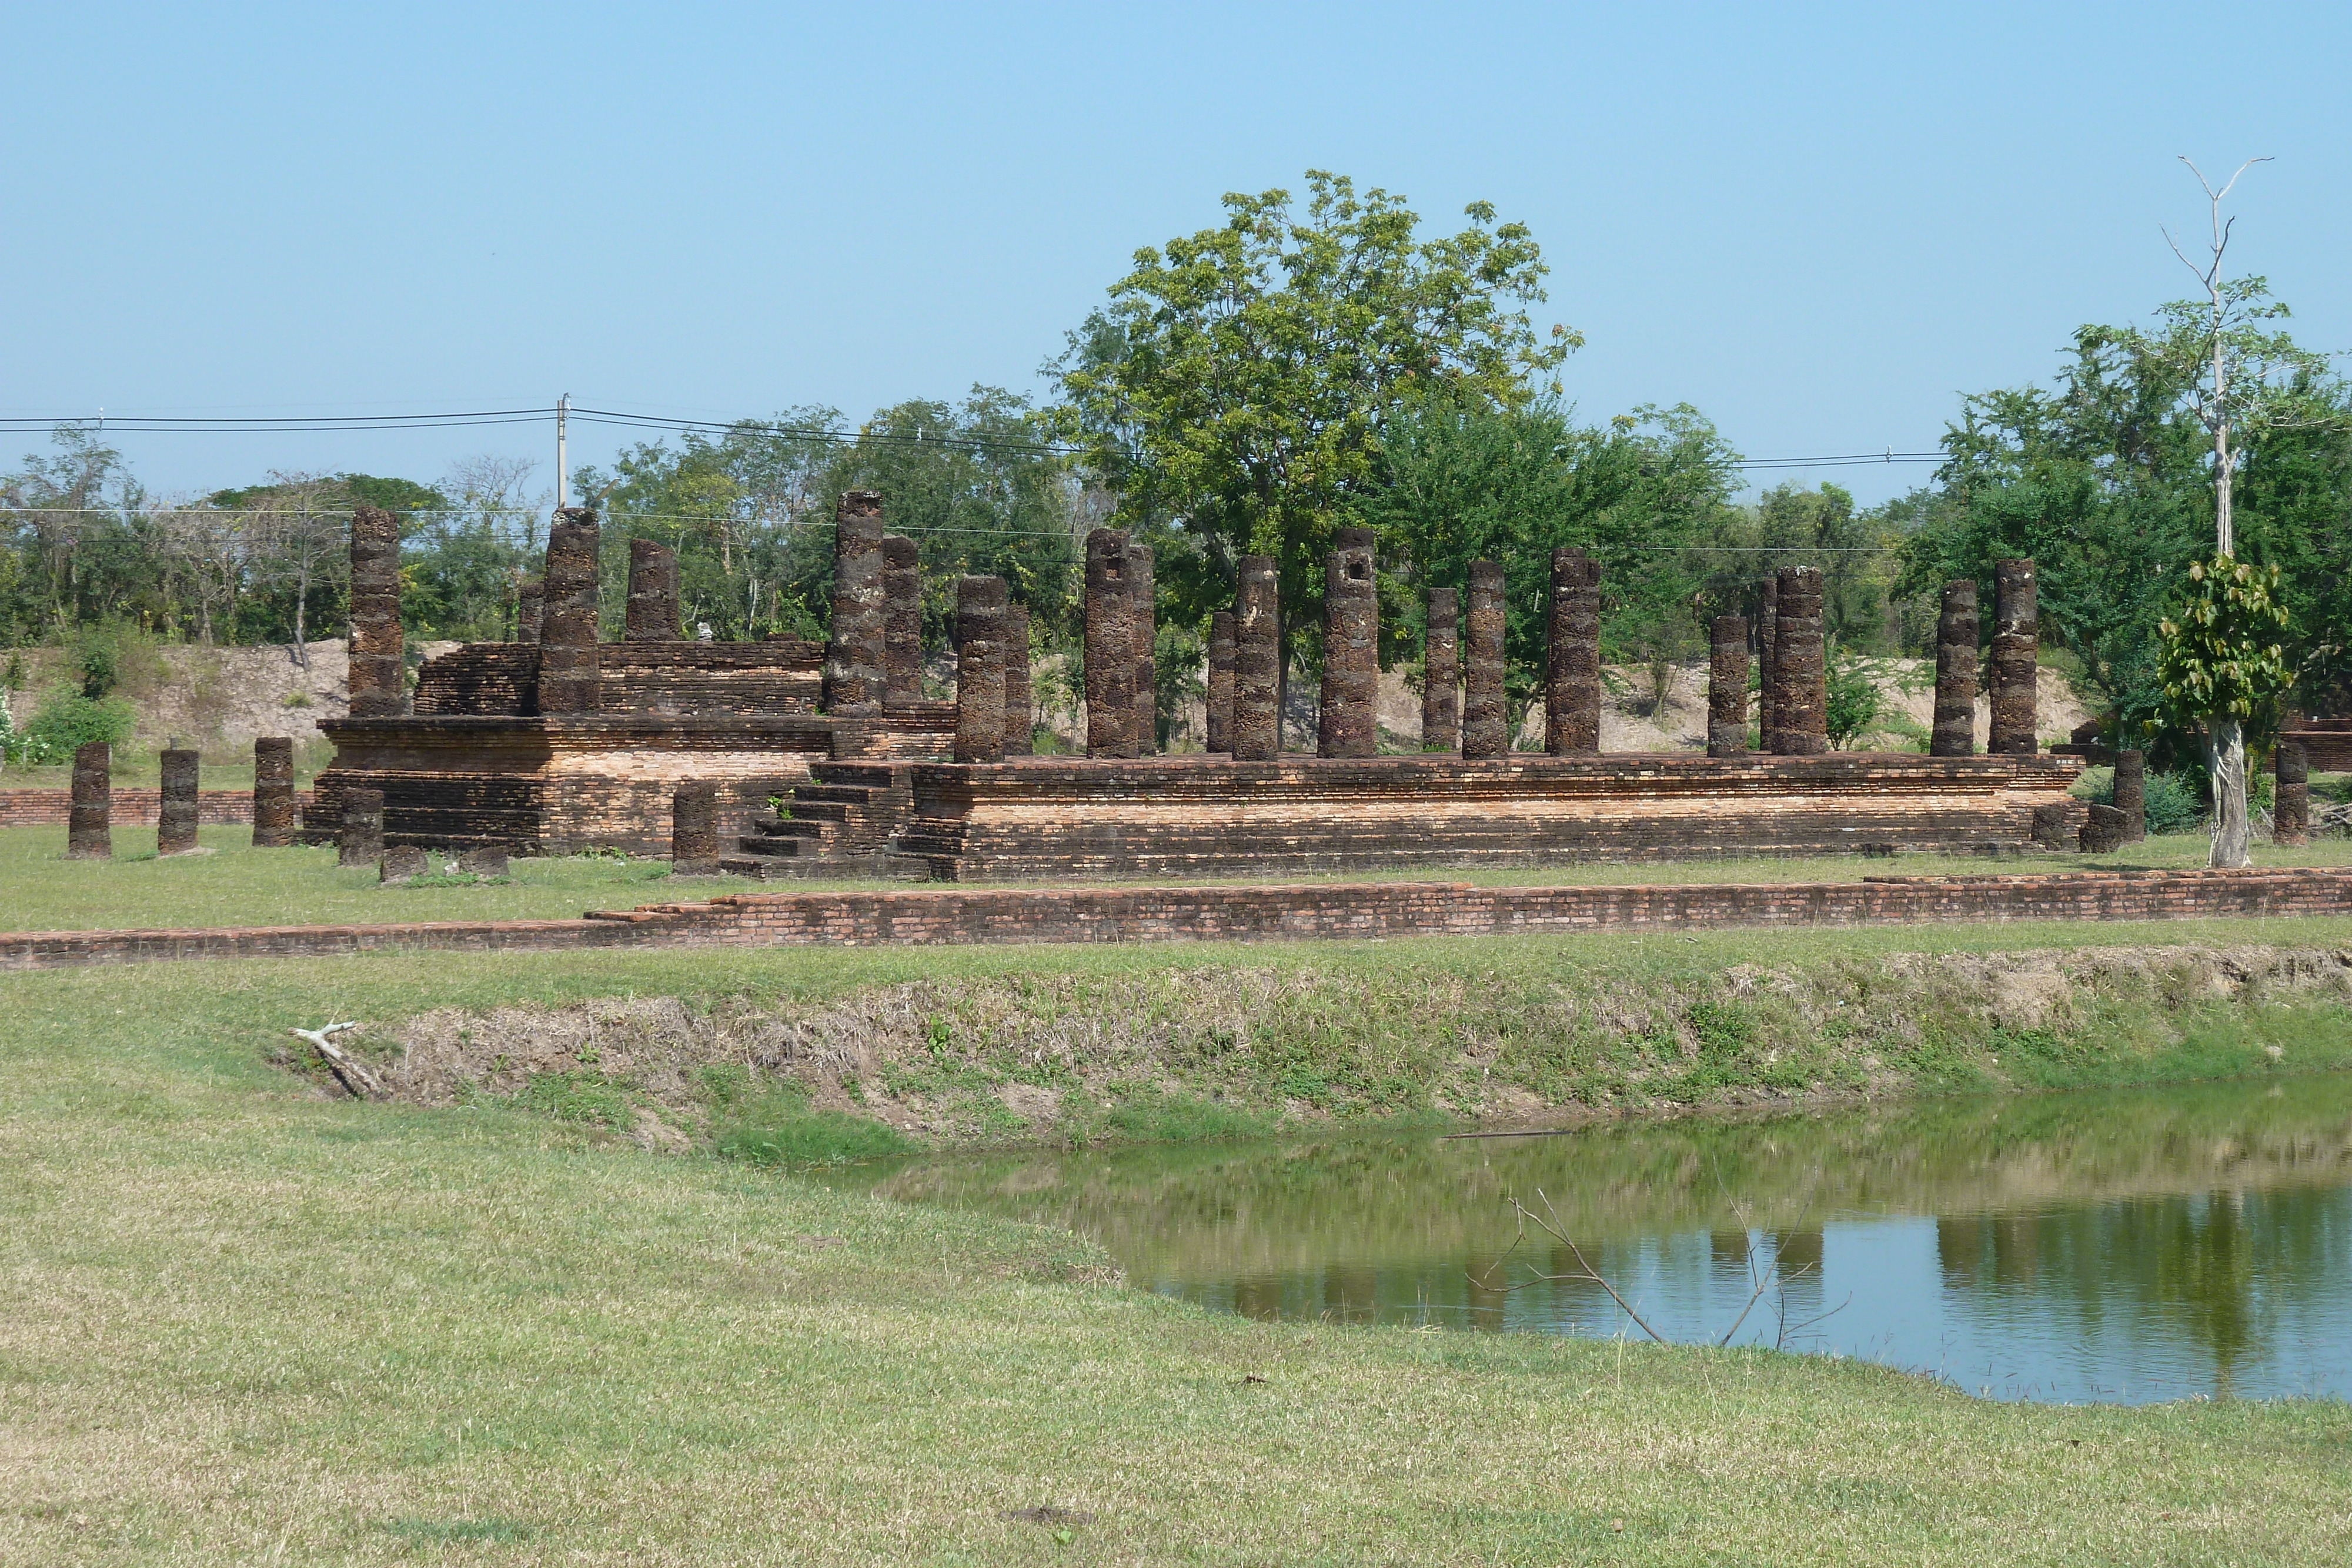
[[5, 867, 2352, 971], [0, 788, 313, 827]]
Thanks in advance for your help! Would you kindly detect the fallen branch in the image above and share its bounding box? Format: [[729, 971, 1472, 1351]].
[[292, 1021, 380, 1099]]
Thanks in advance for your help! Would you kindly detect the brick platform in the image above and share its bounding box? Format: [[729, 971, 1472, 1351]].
[[892, 753, 2090, 879], [6, 867, 2351, 971], [0, 788, 306, 828]]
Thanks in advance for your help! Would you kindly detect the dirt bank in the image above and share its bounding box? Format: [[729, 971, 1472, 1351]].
[[315, 941, 2352, 1154]]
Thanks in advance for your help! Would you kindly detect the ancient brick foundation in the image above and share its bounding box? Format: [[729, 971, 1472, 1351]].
[[1932, 579, 1978, 757], [158, 748, 201, 855], [890, 753, 2087, 880], [14, 865, 2352, 971]]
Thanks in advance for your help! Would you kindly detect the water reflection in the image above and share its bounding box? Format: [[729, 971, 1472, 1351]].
[[853, 1076, 2352, 1403]]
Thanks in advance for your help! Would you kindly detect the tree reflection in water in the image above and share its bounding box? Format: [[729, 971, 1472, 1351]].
[[853, 1075, 2352, 1402]]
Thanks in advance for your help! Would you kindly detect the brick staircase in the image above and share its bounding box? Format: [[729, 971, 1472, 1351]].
[[719, 760, 931, 880]]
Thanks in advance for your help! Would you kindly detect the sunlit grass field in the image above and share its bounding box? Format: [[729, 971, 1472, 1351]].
[[4, 938, 2350, 1564]]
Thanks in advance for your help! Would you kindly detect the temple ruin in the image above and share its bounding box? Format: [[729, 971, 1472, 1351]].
[[304, 497, 2087, 879]]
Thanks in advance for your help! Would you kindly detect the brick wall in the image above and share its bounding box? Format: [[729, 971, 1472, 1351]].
[[7, 866, 2352, 971], [0, 788, 312, 828]]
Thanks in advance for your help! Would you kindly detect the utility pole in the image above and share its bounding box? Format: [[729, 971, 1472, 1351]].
[[556, 393, 570, 511]]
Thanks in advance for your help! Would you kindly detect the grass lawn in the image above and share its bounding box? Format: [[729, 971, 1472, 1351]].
[[9, 821, 2352, 935], [3, 939, 2350, 1564]]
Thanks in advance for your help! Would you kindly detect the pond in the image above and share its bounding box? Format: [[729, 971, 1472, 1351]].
[[854, 1076, 2352, 1404]]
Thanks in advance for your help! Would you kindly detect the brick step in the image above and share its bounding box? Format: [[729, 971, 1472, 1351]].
[[789, 783, 887, 806], [748, 816, 828, 841], [716, 851, 933, 882], [734, 834, 818, 860], [808, 762, 900, 788], [770, 800, 852, 824]]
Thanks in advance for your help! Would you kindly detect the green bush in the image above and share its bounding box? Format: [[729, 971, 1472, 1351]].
[[714, 1090, 911, 1169], [5, 690, 136, 765], [2143, 770, 2207, 835]]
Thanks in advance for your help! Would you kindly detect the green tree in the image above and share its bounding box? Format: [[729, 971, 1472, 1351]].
[[1055, 171, 1575, 700], [2157, 556, 2291, 867]]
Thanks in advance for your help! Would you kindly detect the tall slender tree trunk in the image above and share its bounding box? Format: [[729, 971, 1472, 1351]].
[[292, 559, 309, 668], [2210, 716, 2252, 868]]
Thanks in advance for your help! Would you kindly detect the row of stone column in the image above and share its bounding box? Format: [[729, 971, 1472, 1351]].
[[1923, 560, 2040, 757], [62, 735, 304, 858]]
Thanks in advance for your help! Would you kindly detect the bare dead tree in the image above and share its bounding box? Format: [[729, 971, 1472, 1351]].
[[246, 473, 354, 667], [2162, 156, 2271, 560]]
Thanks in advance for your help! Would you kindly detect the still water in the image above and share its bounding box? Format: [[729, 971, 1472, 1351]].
[[860, 1077, 2352, 1404]]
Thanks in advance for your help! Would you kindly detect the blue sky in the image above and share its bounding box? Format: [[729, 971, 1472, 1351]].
[[4, 2, 2346, 507]]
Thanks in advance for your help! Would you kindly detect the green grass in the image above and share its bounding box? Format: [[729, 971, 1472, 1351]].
[[11, 820, 2352, 935], [2, 939, 2350, 1563]]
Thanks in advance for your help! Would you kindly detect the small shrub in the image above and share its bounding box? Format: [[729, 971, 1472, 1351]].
[[5, 690, 136, 764], [2143, 771, 2207, 835], [283, 691, 313, 708]]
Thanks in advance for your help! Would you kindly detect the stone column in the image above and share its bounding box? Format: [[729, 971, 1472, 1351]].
[[1422, 588, 1459, 753], [1463, 560, 1508, 760], [955, 576, 1008, 764], [1931, 578, 1979, 757], [1002, 602, 1033, 756], [158, 747, 201, 856], [1318, 527, 1378, 758], [1130, 543, 1157, 753], [1084, 528, 1138, 758], [1207, 610, 1237, 755], [252, 735, 296, 848], [1545, 546, 1601, 754], [1232, 556, 1280, 762], [338, 787, 383, 868], [624, 539, 681, 641], [821, 491, 886, 715], [537, 507, 603, 713], [1775, 566, 1828, 755], [1758, 574, 1780, 753], [882, 534, 922, 706], [516, 579, 543, 644], [66, 740, 110, 860], [1708, 616, 1749, 758], [1989, 558, 2039, 755], [2113, 750, 2147, 844], [671, 781, 719, 875], [2276, 740, 2310, 847], [346, 504, 404, 717]]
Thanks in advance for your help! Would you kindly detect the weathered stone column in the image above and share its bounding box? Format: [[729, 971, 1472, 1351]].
[[670, 781, 719, 875], [1422, 588, 1459, 753], [1545, 546, 1601, 754], [1130, 543, 1157, 753], [955, 576, 1008, 764], [537, 507, 603, 713], [1207, 610, 1237, 755], [624, 539, 681, 641], [1775, 566, 1828, 755], [1463, 560, 1508, 760], [158, 747, 201, 856], [1931, 578, 1979, 757], [1708, 616, 1749, 758], [1002, 602, 1033, 756], [516, 578, 543, 643], [1758, 574, 1781, 753], [882, 534, 922, 706], [2113, 750, 2147, 844], [1989, 558, 2039, 755], [1232, 556, 1280, 762], [347, 504, 404, 717], [252, 735, 296, 848], [821, 492, 886, 715], [1318, 527, 1378, 758], [2276, 740, 2310, 847], [338, 787, 383, 868], [1084, 528, 1138, 758], [66, 740, 110, 860]]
